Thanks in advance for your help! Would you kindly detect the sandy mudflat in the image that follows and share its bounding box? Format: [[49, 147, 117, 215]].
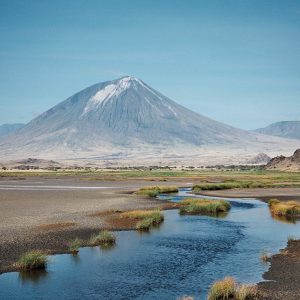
[[258, 240, 300, 300], [0, 176, 185, 273]]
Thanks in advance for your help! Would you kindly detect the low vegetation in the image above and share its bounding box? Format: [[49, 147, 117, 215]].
[[68, 238, 82, 254], [193, 181, 268, 192], [207, 277, 236, 300], [121, 209, 164, 231], [17, 251, 48, 271], [136, 186, 178, 197], [207, 277, 258, 300], [89, 230, 116, 246], [179, 198, 231, 215], [268, 199, 300, 217]]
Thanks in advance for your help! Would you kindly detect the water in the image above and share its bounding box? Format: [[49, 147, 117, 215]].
[[1, 189, 300, 300]]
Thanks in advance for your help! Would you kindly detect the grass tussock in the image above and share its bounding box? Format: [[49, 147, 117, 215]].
[[136, 186, 178, 197], [179, 198, 231, 215], [193, 181, 268, 192], [207, 277, 236, 300], [207, 277, 258, 300], [268, 199, 300, 217], [68, 238, 82, 254], [121, 209, 164, 231], [18, 251, 48, 271], [89, 230, 116, 246]]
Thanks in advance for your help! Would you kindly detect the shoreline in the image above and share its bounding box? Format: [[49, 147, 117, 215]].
[[257, 240, 300, 300]]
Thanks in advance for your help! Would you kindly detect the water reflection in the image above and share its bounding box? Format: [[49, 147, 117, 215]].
[[18, 269, 48, 284], [99, 243, 117, 251], [70, 252, 81, 264], [271, 214, 298, 224]]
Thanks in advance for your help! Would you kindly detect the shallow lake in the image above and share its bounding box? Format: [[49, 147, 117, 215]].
[[1, 189, 299, 300]]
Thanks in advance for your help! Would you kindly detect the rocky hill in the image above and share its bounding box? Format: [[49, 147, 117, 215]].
[[266, 149, 300, 171]]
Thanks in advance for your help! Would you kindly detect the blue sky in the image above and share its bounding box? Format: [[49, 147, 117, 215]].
[[0, 0, 299, 129]]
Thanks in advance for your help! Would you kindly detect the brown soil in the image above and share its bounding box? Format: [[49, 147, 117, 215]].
[[258, 240, 300, 300], [35, 222, 76, 231]]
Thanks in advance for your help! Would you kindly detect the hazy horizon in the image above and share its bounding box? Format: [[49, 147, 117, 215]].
[[1, 0, 300, 130]]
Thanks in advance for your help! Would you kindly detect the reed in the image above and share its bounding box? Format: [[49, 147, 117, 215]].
[[179, 198, 231, 215], [121, 209, 164, 231], [18, 251, 48, 271], [89, 230, 116, 246], [268, 199, 300, 217], [136, 186, 178, 197]]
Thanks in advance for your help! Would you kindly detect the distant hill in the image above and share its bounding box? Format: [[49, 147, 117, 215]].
[[255, 121, 300, 139], [266, 149, 300, 171], [0, 123, 24, 140], [246, 153, 271, 165]]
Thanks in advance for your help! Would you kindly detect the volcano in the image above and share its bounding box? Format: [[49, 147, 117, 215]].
[[0, 76, 299, 165]]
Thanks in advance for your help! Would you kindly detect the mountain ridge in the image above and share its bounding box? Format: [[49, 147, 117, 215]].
[[255, 121, 300, 139]]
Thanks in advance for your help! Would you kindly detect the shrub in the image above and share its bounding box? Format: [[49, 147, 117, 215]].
[[18, 251, 48, 271], [207, 277, 236, 300], [89, 230, 116, 246], [136, 186, 178, 197], [179, 198, 231, 215]]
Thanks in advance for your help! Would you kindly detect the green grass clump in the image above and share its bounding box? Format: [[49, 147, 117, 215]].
[[68, 238, 82, 254], [207, 277, 236, 300], [18, 251, 48, 271], [179, 198, 231, 215], [136, 186, 178, 197], [136, 218, 154, 231], [121, 209, 164, 231], [207, 277, 258, 300], [89, 230, 116, 246], [193, 181, 269, 192], [268, 199, 300, 217]]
